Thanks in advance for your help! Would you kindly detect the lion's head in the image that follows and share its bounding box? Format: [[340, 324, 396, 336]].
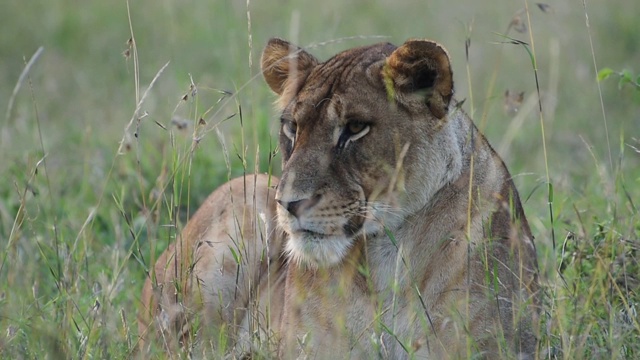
[[261, 38, 464, 268]]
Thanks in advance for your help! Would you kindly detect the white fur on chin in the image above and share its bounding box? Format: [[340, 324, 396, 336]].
[[285, 232, 354, 268]]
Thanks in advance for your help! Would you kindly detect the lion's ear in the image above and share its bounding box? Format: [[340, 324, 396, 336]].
[[261, 38, 318, 96], [384, 40, 453, 119]]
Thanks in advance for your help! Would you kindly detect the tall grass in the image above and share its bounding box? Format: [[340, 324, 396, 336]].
[[0, 0, 638, 358]]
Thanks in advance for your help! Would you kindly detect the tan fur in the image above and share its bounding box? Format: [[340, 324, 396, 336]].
[[139, 38, 539, 359], [138, 175, 284, 355]]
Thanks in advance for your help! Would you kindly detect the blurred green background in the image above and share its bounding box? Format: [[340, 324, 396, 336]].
[[1, 0, 639, 357]]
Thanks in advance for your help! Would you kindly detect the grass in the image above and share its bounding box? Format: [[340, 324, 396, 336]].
[[1, 0, 639, 358]]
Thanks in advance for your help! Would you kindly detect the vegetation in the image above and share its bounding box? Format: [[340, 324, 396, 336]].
[[1, 0, 638, 358]]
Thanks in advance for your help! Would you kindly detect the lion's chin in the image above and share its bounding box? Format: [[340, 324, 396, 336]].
[[284, 230, 354, 268]]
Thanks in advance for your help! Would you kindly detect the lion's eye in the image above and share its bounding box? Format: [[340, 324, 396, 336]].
[[345, 121, 370, 141], [281, 119, 297, 141], [347, 122, 366, 134], [337, 121, 370, 150]]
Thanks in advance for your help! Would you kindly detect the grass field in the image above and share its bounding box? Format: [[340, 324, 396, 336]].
[[1, 0, 639, 358]]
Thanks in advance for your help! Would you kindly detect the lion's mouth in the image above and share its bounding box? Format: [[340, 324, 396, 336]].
[[290, 229, 331, 240], [300, 229, 323, 236], [287, 220, 365, 240], [283, 214, 340, 237]]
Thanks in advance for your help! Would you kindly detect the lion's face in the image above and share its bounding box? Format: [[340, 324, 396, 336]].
[[261, 39, 456, 268]]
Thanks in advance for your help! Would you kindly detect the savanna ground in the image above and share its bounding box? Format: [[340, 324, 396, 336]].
[[1, 0, 639, 358]]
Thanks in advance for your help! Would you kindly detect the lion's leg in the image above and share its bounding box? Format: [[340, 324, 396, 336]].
[[139, 231, 198, 354]]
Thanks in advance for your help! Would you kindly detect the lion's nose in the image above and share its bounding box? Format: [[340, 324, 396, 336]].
[[277, 195, 321, 218], [278, 199, 304, 218]]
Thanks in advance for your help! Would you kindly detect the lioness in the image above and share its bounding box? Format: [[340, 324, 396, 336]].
[[139, 38, 539, 359]]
